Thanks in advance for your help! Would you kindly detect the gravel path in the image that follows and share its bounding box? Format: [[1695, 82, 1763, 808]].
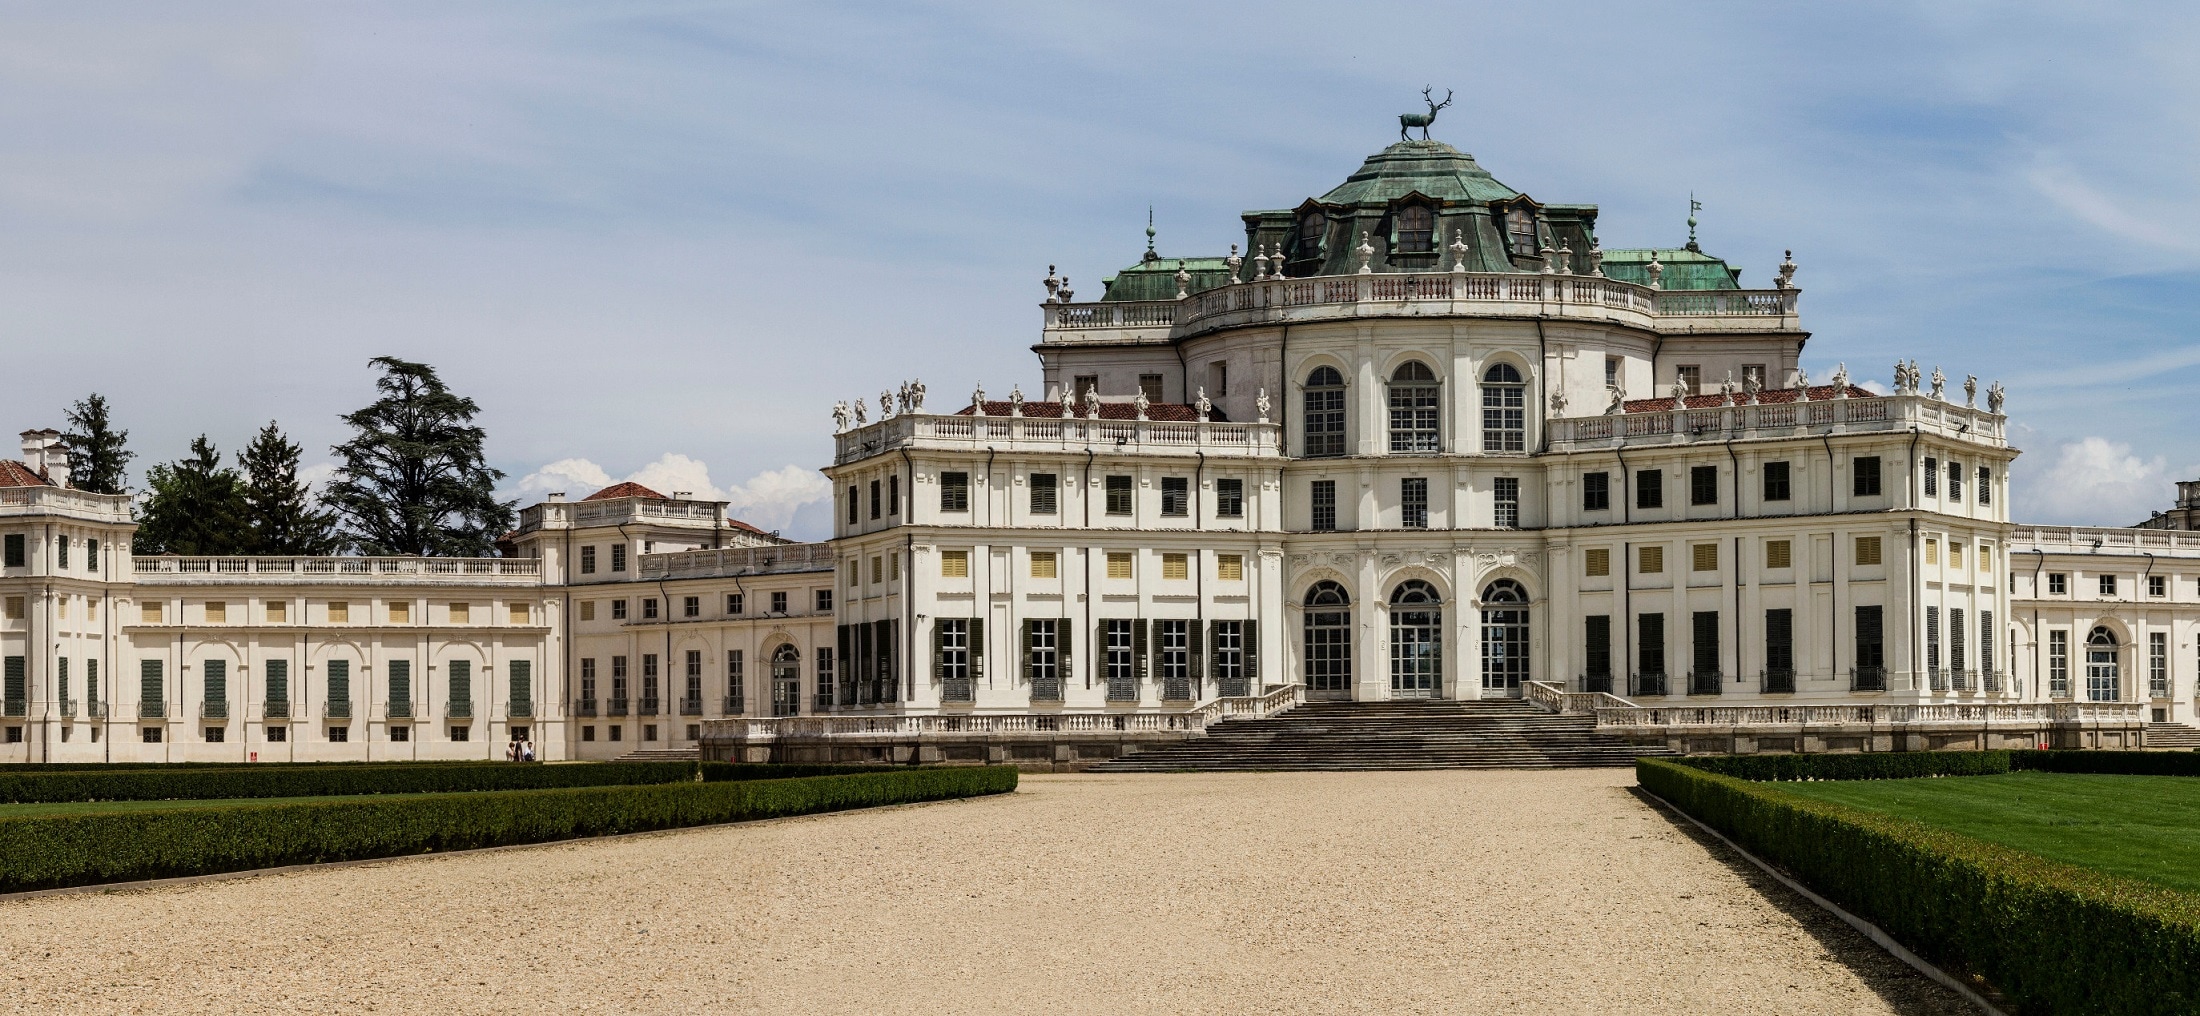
[[0, 770, 1973, 1015]]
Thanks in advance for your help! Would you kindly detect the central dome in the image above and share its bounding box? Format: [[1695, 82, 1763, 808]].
[[1316, 140, 1521, 207]]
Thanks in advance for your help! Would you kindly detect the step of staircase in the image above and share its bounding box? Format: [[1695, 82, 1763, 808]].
[[2148, 722, 2200, 750], [611, 747, 703, 762], [1094, 700, 1674, 772]]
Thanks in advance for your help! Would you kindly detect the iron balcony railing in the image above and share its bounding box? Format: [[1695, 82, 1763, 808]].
[[679, 697, 703, 716], [1029, 676, 1063, 702], [1580, 672, 1614, 695], [1761, 669, 1796, 694], [722, 695, 744, 716], [325, 699, 351, 719], [264, 700, 291, 719], [1991, 670, 2009, 694], [202, 699, 230, 720], [87, 701, 108, 719], [1162, 678, 1194, 701], [940, 678, 975, 703], [1217, 677, 1251, 698], [1851, 666, 1888, 692], [1631, 673, 1668, 698], [1928, 667, 1947, 692], [1951, 669, 1976, 693], [140, 698, 167, 719], [1105, 678, 1139, 703], [58, 698, 76, 718], [607, 697, 630, 716], [573, 698, 598, 717], [387, 701, 413, 719], [448, 701, 473, 719], [507, 702, 534, 719], [3, 698, 25, 718], [1687, 671, 1724, 696], [637, 697, 661, 716]]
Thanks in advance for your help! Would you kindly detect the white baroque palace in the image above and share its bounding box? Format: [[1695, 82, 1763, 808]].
[[0, 137, 2187, 763]]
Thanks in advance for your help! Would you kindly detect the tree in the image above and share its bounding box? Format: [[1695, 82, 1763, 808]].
[[134, 436, 250, 555], [60, 394, 134, 494], [323, 357, 515, 556], [238, 421, 340, 555]]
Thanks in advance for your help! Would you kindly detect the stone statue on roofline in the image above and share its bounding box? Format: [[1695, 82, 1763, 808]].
[[1719, 371, 1737, 403], [1060, 384, 1074, 417], [908, 379, 926, 411], [1549, 389, 1568, 416], [1743, 372, 1762, 404], [1893, 360, 1910, 393], [898, 381, 913, 413], [1195, 387, 1212, 421], [1670, 380, 1690, 402], [1987, 380, 2006, 414], [1009, 385, 1025, 417], [1132, 390, 1150, 420], [969, 384, 986, 416], [881, 388, 897, 418], [1256, 388, 1271, 423], [1930, 366, 1946, 401], [1793, 367, 1810, 390], [852, 398, 868, 426], [1964, 375, 1978, 408], [1084, 386, 1102, 419], [832, 401, 851, 433], [1605, 385, 1626, 416], [1831, 362, 1849, 392]]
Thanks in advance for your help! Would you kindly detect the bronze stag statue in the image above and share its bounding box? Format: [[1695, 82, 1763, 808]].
[[1399, 86, 1453, 141]]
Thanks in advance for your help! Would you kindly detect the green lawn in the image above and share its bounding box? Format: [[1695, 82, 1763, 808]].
[[0, 794, 430, 819], [1778, 771, 2200, 895]]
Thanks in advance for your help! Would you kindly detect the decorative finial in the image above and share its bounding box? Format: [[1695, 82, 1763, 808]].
[[1043, 265, 1061, 302], [1646, 252, 1663, 290], [1539, 241, 1556, 274], [1056, 276, 1073, 302], [1686, 193, 1702, 252], [1448, 230, 1469, 273], [1588, 243, 1604, 278], [1356, 231, 1375, 274], [1252, 243, 1270, 281], [1777, 249, 1797, 290], [1226, 243, 1242, 285], [1174, 261, 1191, 300], [1144, 206, 1156, 261], [1556, 242, 1574, 276]]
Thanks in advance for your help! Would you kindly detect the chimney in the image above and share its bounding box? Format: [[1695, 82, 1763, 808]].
[[547, 491, 567, 503]]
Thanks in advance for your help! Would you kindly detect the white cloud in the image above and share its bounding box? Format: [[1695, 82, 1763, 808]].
[[509, 454, 828, 537], [2017, 437, 2183, 525], [297, 461, 338, 492]]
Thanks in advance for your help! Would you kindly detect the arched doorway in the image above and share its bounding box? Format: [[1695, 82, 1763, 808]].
[[1303, 581, 1352, 700], [2086, 627, 2120, 702], [1389, 580, 1443, 699], [1480, 579, 1531, 697], [770, 643, 802, 716]]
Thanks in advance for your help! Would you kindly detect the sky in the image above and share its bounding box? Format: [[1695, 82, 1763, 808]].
[[6, 1, 2200, 539]]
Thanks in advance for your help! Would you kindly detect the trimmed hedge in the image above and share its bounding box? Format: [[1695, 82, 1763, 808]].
[[1675, 751, 2012, 782], [2013, 749, 2200, 777], [0, 766, 1017, 892], [0, 760, 928, 805], [1640, 757, 2200, 1015]]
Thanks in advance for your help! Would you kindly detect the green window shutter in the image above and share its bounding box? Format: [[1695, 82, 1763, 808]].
[[140, 659, 163, 710], [3, 656, 23, 709], [266, 659, 288, 703], [388, 660, 411, 708], [969, 617, 984, 678], [1059, 621, 1073, 676], [509, 660, 532, 708], [449, 660, 471, 706], [1245, 620, 1259, 683], [204, 659, 226, 709], [1189, 622, 1204, 682], [328, 659, 350, 704], [1133, 619, 1148, 681], [932, 622, 947, 683], [56, 657, 68, 706], [1021, 619, 1035, 681], [85, 658, 99, 705]]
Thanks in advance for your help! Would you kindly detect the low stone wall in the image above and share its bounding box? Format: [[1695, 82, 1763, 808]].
[[1610, 717, 2144, 755], [703, 730, 1197, 772]]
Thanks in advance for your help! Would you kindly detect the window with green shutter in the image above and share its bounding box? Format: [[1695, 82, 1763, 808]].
[[56, 657, 69, 709], [266, 659, 288, 705], [328, 659, 350, 708], [140, 659, 163, 716], [449, 660, 472, 712], [204, 659, 226, 715], [509, 660, 532, 713], [388, 660, 412, 714], [85, 658, 98, 706], [3, 656, 23, 714], [2, 534, 22, 568]]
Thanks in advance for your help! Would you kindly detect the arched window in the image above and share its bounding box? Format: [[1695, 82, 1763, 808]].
[[1481, 363, 1526, 453], [1481, 580, 1530, 695], [1395, 203, 1435, 253], [1389, 580, 1442, 698], [1303, 366, 1346, 457], [1297, 210, 1327, 261], [1388, 361, 1440, 453], [1505, 205, 1538, 256], [770, 643, 802, 716], [1303, 582, 1352, 698], [2086, 626, 2120, 702]]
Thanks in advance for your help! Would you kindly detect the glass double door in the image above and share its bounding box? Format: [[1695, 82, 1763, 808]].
[[1390, 609, 1441, 699]]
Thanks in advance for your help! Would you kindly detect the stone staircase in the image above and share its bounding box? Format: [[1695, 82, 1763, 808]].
[[1093, 699, 1675, 772], [2147, 722, 2200, 750], [612, 747, 703, 763]]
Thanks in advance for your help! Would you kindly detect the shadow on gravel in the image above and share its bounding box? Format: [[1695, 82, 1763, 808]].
[[1627, 786, 1983, 1016]]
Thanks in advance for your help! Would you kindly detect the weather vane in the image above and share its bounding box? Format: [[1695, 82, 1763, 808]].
[[1687, 193, 1702, 251]]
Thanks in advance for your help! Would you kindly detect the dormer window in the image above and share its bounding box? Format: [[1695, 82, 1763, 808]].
[[1395, 204, 1434, 254], [1505, 205, 1538, 256], [1297, 210, 1327, 259]]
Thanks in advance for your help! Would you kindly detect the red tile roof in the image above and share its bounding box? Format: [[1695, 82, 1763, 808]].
[[583, 481, 668, 501], [1622, 384, 1876, 414], [0, 461, 52, 488], [954, 401, 1220, 422]]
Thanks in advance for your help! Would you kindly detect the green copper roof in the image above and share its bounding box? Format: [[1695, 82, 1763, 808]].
[[1101, 256, 1235, 302], [1599, 248, 1741, 290], [1315, 140, 1521, 206]]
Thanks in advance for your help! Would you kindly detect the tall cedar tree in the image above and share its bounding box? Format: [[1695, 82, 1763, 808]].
[[324, 357, 514, 556], [238, 421, 339, 554], [60, 394, 134, 493], [134, 436, 250, 555]]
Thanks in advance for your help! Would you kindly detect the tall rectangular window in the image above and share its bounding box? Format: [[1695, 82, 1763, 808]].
[[1636, 469, 1663, 509], [611, 545, 627, 573], [1947, 461, 1963, 502], [55, 536, 68, 569], [2152, 575, 2168, 598], [387, 660, 410, 714], [1026, 618, 1060, 686], [1401, 477, 1429, 529], [449, 660, 471, 713], [1926, 606, 1941, 674], [1764, 609, 1793, 681], [1394, 377, 1443, 453], [1158, 620, 1191, 697], [266, 659, 288, 707], [641, 654, 660, 710], [1637, 613, 1667, 683], [1948, 608, 1966, 675], [2049, 629, 2069, 697], [1583, 471, 1610, 512], [1211, 621, 1245, 695], [612, 656, 630, 705], [580, 658, 597, 704], [727, 650, 744, 713], [1493, 477, 1519, 528], [1139, 374, 1165, 404], [869, 479, 881, 520], [847, 485, 859, 525], [1691, 611, 1720, 679], [1584, 615, 1611, 682], [1104, 620, 1134, 686], [888, 474, 899, 515], [1853, 457, 1883, 497], [1105, 476, 1133, 515], [1763, 461, 1790, 502], [1855, 605, 1886, 684], [1161, 477, 1189, 517], [2, 534, 21, 567], [1605, 356, 1620, 388], [1304, 377, 1345, 457], [1216, 479, 1244, 518], [1209, 360, 1229, 397], [326, 660, 348, 711], [1029, 473, 1058, 515], [1981, 610, 1996, 680], [685, 650, 705, 708], [1690, 466, 1718, 506], [2152, 631, 2170, 697], [814, 648, 835, 710], [1311, 480, 1337, 532], [509, 661, 532, 714], [1923, 456, 1939, 497], [3, 656, 25, 714], [940, 472, 970, 512], [1977, 467, 1992, 506]]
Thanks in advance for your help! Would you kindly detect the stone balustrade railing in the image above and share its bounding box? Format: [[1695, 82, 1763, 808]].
[[1547, 392, 2005, 451], [1522, 680, 1634, 714], [0, 484, 134, 522], [701, 683, 1303, 741], [1595, 701, 2145, 729], [516, 497, 725, 536], [641, 543, 835, 581], [1044, 271, 1797, 344], [835, 412, 1282, 466], [133, 556, 542, 584], [2010, 525, 2200, 554]]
